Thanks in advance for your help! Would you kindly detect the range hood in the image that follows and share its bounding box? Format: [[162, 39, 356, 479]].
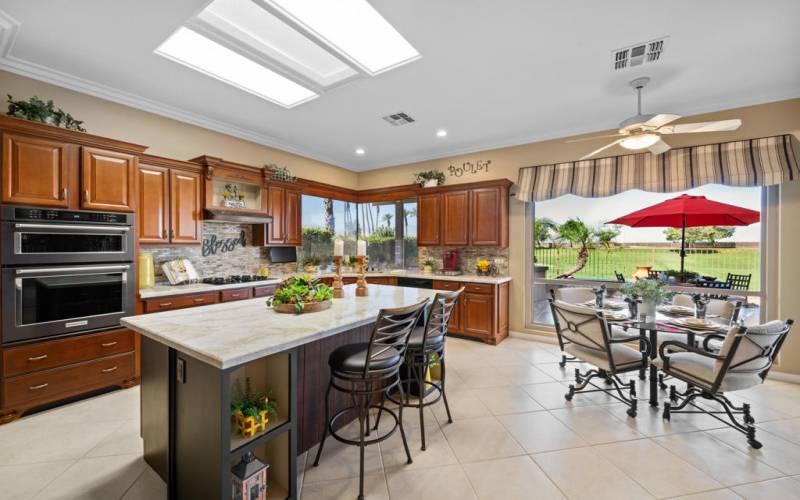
[[203, 209, 273, 224]]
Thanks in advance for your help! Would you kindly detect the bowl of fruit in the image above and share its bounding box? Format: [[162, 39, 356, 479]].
[[266, 274, 334, 314]]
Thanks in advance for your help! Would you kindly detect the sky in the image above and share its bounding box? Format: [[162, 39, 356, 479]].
[[534, 184, 762, 243]]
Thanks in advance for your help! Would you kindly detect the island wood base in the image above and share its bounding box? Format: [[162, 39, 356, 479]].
[[141, 322, 376, 499]]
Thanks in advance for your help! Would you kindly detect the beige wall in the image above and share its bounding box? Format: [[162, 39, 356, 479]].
[[360, 98, 800, 375], [0, 71, 358, 188]]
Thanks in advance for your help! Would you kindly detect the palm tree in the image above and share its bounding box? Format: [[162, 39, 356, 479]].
[[382, 213, 393, 228], [403, 207, 416, 234], [323, 198, 334, 233], [554, 218, 619, 278]]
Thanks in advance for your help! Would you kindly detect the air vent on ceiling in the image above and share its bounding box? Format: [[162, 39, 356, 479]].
[[382, 112, 415, 126], [612, 37, 668, 71]]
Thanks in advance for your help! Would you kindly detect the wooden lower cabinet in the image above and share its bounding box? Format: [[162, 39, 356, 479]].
[[433, 280, 509, 344], [0, 328, 138, 424], [221, 288, 253, 302]]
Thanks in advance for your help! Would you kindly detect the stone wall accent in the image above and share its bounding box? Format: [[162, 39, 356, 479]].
[[418, 246, 509, 275], [141, 222, 297, 282]]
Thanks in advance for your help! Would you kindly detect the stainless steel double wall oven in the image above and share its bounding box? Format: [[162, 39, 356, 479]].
[[1, 206, 135, 344]]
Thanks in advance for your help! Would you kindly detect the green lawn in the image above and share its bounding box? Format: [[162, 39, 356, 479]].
[[535, 246, 761, 291]]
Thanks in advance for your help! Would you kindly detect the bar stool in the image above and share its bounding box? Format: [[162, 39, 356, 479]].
[[374, 288, 463, 450], [312, 299, 429, 500]]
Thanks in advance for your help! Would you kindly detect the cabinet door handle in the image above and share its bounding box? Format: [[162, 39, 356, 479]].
[[61, 188, 67, 200], [159, 302, 173, 308], [229, 293, 241, 298], [29, 383, 49, 391], [101, 341, 118, 348], [28, 354, 48, 361], [83, 189, 89, 202], [170, 229, 175, 240], [193, 298, 206, 303], [162, 229, 167, 239], [101, 366, 118, 374]]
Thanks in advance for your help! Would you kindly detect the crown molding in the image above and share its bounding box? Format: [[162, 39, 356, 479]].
[[0, 8, 350, 170]]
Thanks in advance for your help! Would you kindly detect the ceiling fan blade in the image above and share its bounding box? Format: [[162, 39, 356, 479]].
[[648, 138, 671, 155], [644, 114, 681, 128], [660, 119, 742, 134], [566, 134, 626, 143], [579, 139, 624, 160]]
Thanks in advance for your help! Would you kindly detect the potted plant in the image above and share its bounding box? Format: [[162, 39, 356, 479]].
[[231, 378, 278, 438], [422, 258, 435, 274], [414, 170, 445, 188], [266, 274, 334, 314], [302, 256, 320, 273], [6, 94, 86, 132], [619, 279, 670, 320]]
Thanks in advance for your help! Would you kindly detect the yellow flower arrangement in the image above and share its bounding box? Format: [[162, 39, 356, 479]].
[[476, 259, 491, 273]]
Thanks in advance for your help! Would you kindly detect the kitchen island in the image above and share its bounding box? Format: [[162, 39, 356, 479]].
[[122, 284, 437, 500]]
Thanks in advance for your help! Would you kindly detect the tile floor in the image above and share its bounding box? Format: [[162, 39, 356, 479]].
[[3, 336, 800, 499]]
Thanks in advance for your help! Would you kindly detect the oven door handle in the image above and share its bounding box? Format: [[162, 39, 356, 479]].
[[15, 265, 131, 275], [14, 223, 130, 232]]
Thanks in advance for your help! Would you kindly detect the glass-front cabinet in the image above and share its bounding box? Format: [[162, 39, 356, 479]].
[[209, 178, 263, 212]]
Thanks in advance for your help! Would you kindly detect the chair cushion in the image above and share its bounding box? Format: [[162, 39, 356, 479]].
[[329, 343, 402, 373], [654, 353, 761, 392], [564, 343, 643, 371], [407, 325, 444, 348]]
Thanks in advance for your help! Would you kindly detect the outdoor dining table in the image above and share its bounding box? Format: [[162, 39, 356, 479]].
[[593, 302, 733, 407]]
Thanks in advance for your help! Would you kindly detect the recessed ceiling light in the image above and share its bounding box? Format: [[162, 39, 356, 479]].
[[155, 27, 318, 108], [355, 148, 365, 155], [436, 129, 448, 137], [259, 0, 420, 75]]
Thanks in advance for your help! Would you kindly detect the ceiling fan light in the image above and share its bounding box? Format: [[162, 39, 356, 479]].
[[620, 133, 660, 150]]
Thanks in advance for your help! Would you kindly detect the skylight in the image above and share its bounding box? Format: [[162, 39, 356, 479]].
[[258, 0, 420, 75], [155, 27, 318, 108], [198, 0, 357, 87]]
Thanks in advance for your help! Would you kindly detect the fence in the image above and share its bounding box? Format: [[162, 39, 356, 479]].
[[534, 246, 761, 291]]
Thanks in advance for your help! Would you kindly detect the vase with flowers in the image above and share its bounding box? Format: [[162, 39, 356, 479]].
[[619, 279, 670, 321]]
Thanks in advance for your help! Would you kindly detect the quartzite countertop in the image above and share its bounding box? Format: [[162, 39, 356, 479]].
[[123, 284, 437, 369], [137, 272, 510, 299]]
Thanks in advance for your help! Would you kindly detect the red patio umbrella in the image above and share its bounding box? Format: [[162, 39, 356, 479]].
[[607, 194, 760, 275]]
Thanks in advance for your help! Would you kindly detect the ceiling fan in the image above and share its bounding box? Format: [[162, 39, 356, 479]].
[[571, 77, 742, 160]]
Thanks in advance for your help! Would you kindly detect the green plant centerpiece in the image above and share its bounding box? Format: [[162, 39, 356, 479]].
[[231, 378, 278, 438], [302, 255, 321, 273], [619, 279, 671, 319], [267, 274, 334, 314], [7, 95, 86, 131], [414, 170, 445, 187]]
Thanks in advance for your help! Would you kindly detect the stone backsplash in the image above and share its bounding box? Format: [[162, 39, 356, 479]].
[[418, 246, 509, 275], [141, 222, 297, 282]]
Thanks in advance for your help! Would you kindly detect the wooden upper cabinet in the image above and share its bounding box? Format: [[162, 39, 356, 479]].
[[417, 193, 441, 246], [170, 170, 202, 244], [81, 147, 137, 212], [441, 190, 469, 246], [137, 165, 169, 244], [284, 188, 302, 245], [2, 133, 75, 207], [470, 185, 508, 247], [267, 185, 285, 244]]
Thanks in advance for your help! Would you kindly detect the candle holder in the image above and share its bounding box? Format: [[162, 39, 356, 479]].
[[332, 256, 344, 299], [356, 255, 368, 297]]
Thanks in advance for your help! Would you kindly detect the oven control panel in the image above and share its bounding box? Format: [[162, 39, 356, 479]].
[[12, 207, 130, 224]]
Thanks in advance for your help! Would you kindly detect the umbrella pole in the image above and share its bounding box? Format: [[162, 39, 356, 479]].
[[680, 214, 686, 276]]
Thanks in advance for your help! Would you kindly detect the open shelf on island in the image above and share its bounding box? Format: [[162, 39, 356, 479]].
[[228, 352, 291, 455]]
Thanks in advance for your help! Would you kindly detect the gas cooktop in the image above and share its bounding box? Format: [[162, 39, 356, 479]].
[[201, 275, 272, 286]]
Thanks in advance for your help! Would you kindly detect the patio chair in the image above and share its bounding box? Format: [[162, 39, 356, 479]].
[[550, 287, 601, 367], [672, 294, 694, 308], [656, 319, 794, 449], [614, 271, 626, 282], [707, 298, 742, 324], [647, 269, 664, 279], [726, 273, 752, 291], [550, 299, 650, 417], [696, 280, 732, 290]]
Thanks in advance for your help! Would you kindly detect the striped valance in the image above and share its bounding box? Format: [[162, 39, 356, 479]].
[[517, 134, 800, 202]]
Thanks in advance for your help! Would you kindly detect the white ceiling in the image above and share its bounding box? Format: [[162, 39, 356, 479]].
[[1, 0, 799, 171]]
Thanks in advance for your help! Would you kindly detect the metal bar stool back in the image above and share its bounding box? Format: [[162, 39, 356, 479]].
[[312, 299, 429, 500]]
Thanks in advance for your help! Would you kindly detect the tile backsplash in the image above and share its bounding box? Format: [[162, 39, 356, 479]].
[[419, 246, 509, 275], [141, 222, 297, 282]]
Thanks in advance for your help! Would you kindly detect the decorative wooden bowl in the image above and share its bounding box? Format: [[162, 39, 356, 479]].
[[271, 299, 332, 314]]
